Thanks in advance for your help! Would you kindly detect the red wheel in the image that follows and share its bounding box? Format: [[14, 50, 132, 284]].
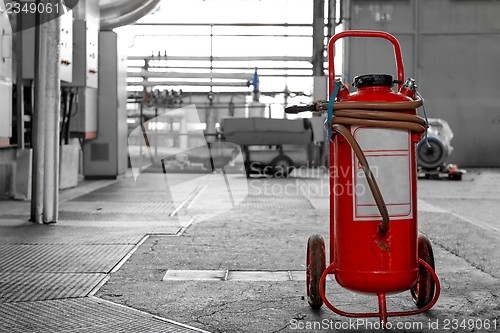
[[411, 234, 436, 308], [306, 234, 326, 309]]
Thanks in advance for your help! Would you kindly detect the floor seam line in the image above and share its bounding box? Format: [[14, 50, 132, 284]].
[[89, 296, 212, 333]]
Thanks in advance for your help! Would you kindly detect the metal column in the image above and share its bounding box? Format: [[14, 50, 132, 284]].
[[312, 0, 325, 77], [43, 15, 61, 223], [31, 10, 61, 224], [16, 13, 25, 149], [31, 14, 47, 224]]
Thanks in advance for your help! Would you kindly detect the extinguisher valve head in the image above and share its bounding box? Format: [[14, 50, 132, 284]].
[[402, 78, 418, 91], [353, 74, 394, 88]]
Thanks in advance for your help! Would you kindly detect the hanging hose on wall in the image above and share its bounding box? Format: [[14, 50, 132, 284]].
[[60, 87, 78, 145]]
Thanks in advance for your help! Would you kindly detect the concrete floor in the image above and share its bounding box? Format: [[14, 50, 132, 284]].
[[1, 169, 499, 332]]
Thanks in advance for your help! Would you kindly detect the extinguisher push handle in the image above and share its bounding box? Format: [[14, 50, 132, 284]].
[[328, 30, 405, 94]]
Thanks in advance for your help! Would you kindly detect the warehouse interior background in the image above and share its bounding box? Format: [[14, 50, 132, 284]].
[[1, 0, 500, 211], [0, 1, 500, 332]]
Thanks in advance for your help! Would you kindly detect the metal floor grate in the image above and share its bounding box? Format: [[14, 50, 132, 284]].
[[61, 202, 177, 214], [0, 226, 143, 245], [0, 298, 209, 333], [0, 244, 134, 273], [71, 192, 171, 203], [0, 273, 106, 303]]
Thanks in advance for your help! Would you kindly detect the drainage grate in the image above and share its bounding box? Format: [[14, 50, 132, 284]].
[[0, 218, 183, 234], [57, 212, 180, 223], [0, 273, 106, 303], [163, 270, 305, 282], [163, 270, 227, 281], [0, 226, 143, 245], [228, 271, 290, 281], [60, 202, 177, 214], [71, 192, 170, 203], [162, 270, 332, 283], [0, 244, 134, 273], [0, 298, 209, 333], [233, 196, 314, 210]]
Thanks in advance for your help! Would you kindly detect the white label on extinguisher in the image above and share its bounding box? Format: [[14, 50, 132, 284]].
[[351, 127, 413, 221]]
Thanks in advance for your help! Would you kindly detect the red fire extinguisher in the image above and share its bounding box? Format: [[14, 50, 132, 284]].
[[286, 30, 440, 326]]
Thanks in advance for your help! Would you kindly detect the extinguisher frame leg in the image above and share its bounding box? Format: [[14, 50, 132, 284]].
[[377, 293, 388, 328], [318, 259, 441, 322]]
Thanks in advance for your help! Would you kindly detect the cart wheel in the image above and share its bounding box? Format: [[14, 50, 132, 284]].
[[411, 234, 436, 308], [272, 156, 293, 178], [306, 234, 326, 309]]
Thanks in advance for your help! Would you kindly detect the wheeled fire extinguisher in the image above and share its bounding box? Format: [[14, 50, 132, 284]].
[[286, 30, 440, 326]]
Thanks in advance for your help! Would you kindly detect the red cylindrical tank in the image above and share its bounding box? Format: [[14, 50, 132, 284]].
[[328, 31, 419, 294]]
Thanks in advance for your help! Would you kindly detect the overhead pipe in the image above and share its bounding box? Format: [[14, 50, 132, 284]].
[[128, 90, 311, 97], [129, 81, 250, 87], [134, 23, 312, 27], [130, 33, 311, 39], [129, 70, 253, 80], [100, 0, 162, 30], [127, 65, 313, 71], [129, 55, 311, 62]]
